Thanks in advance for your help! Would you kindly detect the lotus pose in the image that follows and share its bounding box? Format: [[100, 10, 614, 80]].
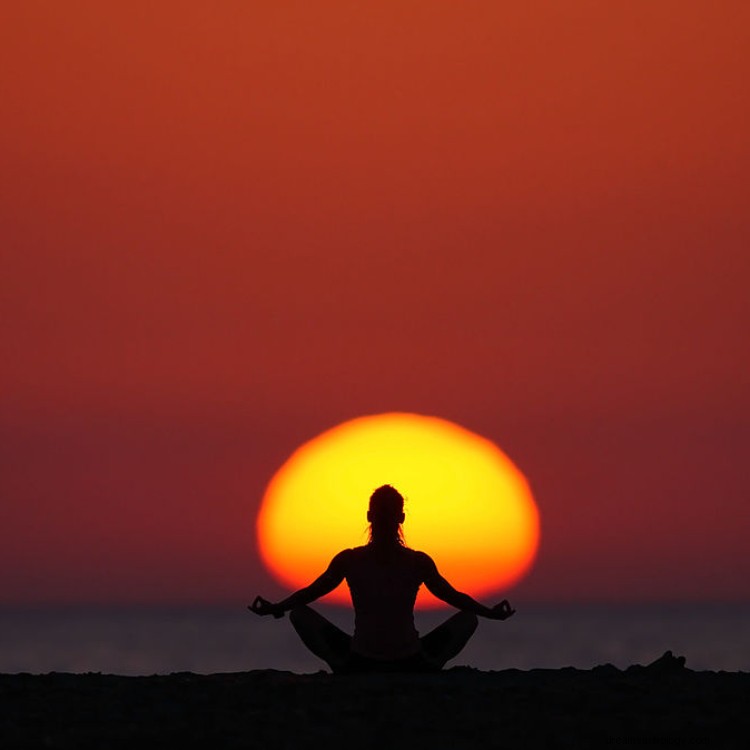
[[250, 484, 515, 673]]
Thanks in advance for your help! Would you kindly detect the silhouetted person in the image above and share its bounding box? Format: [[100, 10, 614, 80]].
[[250, 484, 515, 673]]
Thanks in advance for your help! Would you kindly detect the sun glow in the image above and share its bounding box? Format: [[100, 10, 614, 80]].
[[257, 413, 539, 607]]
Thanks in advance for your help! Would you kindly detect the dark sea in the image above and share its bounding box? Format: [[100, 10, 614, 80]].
[[1, 603, 747, 676]]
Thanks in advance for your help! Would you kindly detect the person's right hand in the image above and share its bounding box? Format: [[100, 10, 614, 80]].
[[248, 596, 285, 618], [489, 600, 515, 620]]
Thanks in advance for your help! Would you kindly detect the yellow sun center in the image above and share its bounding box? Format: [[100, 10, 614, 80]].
[[257, 412, 540, 607]]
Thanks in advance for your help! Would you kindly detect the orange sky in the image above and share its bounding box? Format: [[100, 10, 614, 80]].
[[1, 1, 748, 605]]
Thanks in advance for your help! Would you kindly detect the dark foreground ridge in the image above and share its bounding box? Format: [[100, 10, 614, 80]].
[[1, 652, 747, 749]]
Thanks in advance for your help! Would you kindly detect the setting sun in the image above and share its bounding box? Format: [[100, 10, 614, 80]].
[[257, 413, 539, 607]]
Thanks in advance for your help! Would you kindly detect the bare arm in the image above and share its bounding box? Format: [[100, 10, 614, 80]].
[[249, 550, 349, 618], [421, 554, 515, 620]]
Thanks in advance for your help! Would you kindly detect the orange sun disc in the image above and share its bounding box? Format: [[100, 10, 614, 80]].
[[256, 413, 540, 608]]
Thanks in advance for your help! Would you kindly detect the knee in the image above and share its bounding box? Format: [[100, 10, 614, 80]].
[[444, 610, 478, 637], [289, 605, 309, 625], [459, 611, 479, 634], [288, 604, 313, 627]]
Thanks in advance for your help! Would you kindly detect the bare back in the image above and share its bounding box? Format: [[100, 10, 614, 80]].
[[334, 545, 432, 659]]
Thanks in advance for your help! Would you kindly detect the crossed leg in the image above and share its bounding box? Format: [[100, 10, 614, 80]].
[[419, 611, 479, 669], [289, 605, 352, 672], [289, 605, 479, 673]]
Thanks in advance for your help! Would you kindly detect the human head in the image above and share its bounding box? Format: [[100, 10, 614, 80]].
[[367, 485, 406, 544]]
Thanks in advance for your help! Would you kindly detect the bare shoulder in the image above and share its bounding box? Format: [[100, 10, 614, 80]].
[[345, 545, 368, 559], [409, 549, 438, 573], [328, 548, 355, 572]]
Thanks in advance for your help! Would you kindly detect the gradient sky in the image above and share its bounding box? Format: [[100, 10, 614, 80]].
[[1, 1, 748, 606]]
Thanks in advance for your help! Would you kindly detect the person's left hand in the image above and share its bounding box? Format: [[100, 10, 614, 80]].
[[489, 600, 515, 620], [248, 596, 285, 618]]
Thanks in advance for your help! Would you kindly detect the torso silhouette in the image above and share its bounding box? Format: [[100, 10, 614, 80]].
[[340, 544, 429, 659]]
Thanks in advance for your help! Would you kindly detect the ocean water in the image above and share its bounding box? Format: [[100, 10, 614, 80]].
[[1, 603, 747, 676]]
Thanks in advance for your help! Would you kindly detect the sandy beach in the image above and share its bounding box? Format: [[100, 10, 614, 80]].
[[1, 652, 747, 749]]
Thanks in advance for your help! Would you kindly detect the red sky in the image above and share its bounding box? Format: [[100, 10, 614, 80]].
[[1, 1, 748, 605]]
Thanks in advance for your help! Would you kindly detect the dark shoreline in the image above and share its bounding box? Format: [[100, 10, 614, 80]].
[[1, 655, 747, 749]]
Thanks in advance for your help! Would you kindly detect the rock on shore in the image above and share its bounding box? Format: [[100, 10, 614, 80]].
[[1, 653, 747, 749]]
